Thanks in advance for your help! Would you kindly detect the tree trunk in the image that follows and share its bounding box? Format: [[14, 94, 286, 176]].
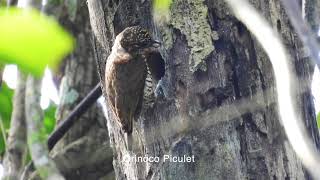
[[49, 3, 114, 180], [88, 0, 320, 179], [3, 71, 27, 180]]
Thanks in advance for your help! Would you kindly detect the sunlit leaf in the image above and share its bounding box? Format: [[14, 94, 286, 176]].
[[154, 0, 172, 11], [0, 8, 74, 76], [153, 0, 172, 23]]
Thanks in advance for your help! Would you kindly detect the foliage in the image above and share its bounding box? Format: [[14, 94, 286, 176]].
[[43, 103, 56, 135], [0, 7, 70, 156], [153, 0, 172, 11], [0, 0, 6, 7], [0, 82, 14, 155], [0, 8, 74, 77], [0, 83, 57, 156], [153, 0, 172, 22]]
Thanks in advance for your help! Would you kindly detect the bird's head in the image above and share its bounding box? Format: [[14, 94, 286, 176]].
[[120, 26, 160, 54]]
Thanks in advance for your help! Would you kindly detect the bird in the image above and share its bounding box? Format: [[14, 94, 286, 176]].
[[104, 26, 160, 134]]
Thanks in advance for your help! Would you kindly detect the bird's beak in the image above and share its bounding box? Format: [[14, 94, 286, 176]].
[[151, 40, 161, 48]]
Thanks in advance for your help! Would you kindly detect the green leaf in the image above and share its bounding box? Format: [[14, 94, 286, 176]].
[[153, 0, 172, 23], [0, 82, 13, 128], [153, 0, 172, 11], [0, 82, 14, 155], [0, 8, 74, 76]]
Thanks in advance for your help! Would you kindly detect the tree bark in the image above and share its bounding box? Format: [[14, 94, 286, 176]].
[[88, 0, 320, 179], [49, 2, 114, 180]]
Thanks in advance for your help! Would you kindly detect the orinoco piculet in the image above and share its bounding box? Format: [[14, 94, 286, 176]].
[[105, 26, 160, 134]]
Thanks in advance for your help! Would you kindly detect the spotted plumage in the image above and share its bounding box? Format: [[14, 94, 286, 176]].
[[105, 26, 159, 133], [120, 26, 154, 54]]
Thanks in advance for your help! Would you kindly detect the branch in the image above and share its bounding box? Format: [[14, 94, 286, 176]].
[[47, 83, 102, 150], [25, 76, 64, 180], [224, 0, 320, 179]]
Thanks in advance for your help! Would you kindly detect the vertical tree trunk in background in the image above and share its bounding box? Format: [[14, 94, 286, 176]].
[[3, 71, 27, 180], [48, 2, 114, 180], [88, 0, 320, 179], [25, 76, 64, 180]]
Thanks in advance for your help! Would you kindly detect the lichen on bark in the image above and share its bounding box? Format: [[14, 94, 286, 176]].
[[170, 0, 218, 72]]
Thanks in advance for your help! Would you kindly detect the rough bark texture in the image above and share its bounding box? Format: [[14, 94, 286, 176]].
[[49, 2, 114, 180], [88, 0, 320, 179]]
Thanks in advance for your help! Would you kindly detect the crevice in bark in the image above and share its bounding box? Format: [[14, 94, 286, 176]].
[[229, 45, 242, 99], [277, 19, 282, 32]]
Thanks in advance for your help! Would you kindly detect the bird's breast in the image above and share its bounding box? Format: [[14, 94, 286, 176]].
[[105, 56, 147, 93]]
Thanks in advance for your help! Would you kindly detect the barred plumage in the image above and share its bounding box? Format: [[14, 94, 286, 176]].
[[143, 66, 155, 107]]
